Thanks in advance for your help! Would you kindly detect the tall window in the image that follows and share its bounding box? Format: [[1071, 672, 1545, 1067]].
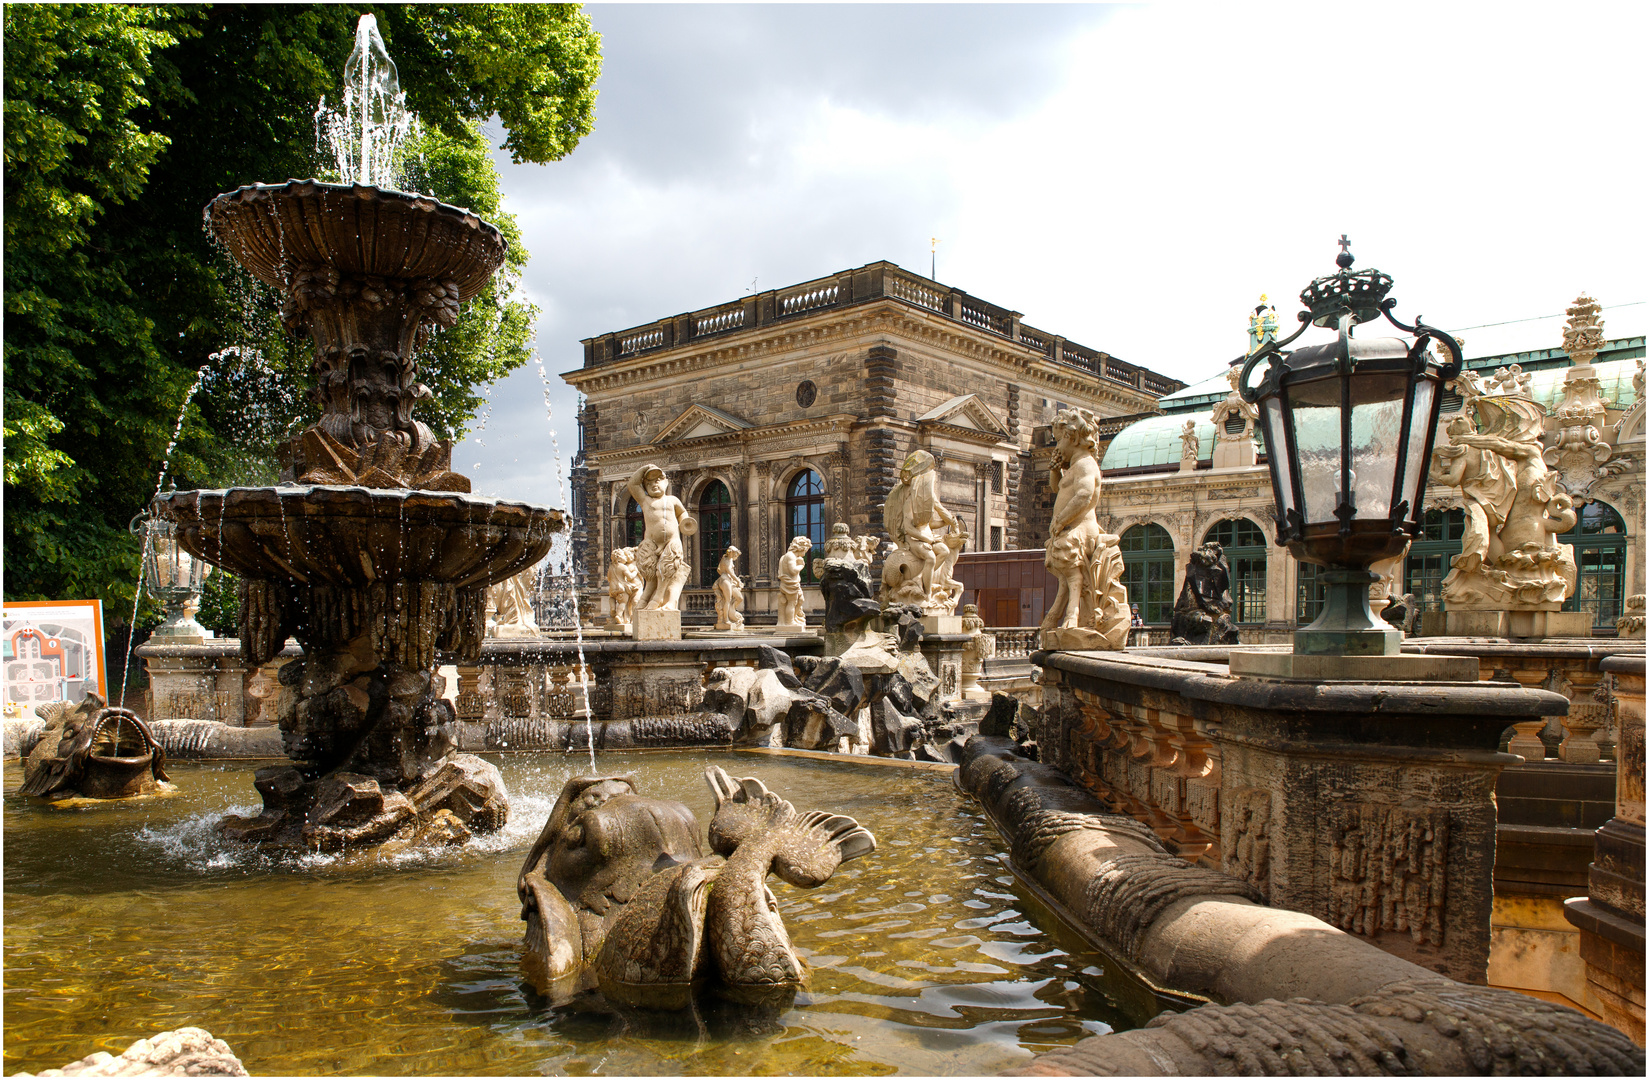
[[1296, 560, 1326, 624], [699, 481, 733, 586], [1560, 501, 1628, 630], [1120, 523, 1175, 624], [1404, 508, 1465, 614], [624, 497, 644, 548], [1204, 518, 1267, 624], [786, 469, 826, 583]]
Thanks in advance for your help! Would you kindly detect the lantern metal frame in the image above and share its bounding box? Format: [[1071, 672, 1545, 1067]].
[[1238, 245, 1462, 657], [130, 510, 214, 641]]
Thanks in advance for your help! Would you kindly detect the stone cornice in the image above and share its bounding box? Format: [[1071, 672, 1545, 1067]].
[[918, 419, 1018, 448], [589, 414, 857, 468], [564, 301, 1162, 415]]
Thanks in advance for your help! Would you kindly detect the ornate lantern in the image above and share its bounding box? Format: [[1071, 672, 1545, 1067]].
[[130, 510, 213, 642], [1238, 239, 1462, 656]]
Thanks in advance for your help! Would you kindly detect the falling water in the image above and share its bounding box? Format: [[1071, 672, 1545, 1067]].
[[314, 14, 417, 189], [535, 359, 596, 771], [121, 366, 211, 709]]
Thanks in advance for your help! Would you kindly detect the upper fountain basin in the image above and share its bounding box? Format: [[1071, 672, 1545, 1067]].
[[205, 181, 507, 302], [153, 485, 562, 590]]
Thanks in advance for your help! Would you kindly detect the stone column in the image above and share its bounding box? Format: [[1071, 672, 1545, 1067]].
[[1566, 654, 1646, 1046]]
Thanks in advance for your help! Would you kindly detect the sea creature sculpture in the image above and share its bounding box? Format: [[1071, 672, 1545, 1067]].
[[517, 765, 875, 1009], [19, 695, 172, 800]]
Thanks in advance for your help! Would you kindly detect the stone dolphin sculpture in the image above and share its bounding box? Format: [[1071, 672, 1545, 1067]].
[[517, 765, 875, 1008]]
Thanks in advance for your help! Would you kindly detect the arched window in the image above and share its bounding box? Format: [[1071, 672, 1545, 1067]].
[[1120, 523, 1175, 624], [698, 481, 733, 586], [1404, 508, 1466, 615], [1560, 501, 1628, 630], [1204, 518, 1267, 624], [624, 497, 645, 549], [786, 469, 827, 583]]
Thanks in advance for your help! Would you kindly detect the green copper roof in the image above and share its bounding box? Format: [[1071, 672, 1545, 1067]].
[[1515, 357, 1640, 412], [1101, 413, 1215, 470]]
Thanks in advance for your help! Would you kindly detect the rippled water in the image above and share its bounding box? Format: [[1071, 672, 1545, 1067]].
[[4, 752, 1142, 1075]]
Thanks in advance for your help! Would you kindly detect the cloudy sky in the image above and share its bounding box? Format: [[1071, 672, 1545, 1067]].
[[461, 2, 1646, 511]]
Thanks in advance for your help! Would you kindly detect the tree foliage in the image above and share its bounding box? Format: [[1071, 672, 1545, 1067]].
[[3, 5, 600, 643]]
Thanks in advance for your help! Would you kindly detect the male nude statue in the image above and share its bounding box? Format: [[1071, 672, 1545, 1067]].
[[883, 450, 959, 605], [626, 464, 697, 612]]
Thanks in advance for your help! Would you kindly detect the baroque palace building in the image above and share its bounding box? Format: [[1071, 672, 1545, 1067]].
[[566, 265, 1644, 636], [1085, 298, 1645, 641], [564, 261, 1182, 622]]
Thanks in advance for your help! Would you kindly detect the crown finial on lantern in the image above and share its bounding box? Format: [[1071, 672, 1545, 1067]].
[[1336, 234, 1354, 270]]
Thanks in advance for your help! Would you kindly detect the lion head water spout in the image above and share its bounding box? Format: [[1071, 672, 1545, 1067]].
[[152, 19, 562, 852], [315, 14, 417, 189]]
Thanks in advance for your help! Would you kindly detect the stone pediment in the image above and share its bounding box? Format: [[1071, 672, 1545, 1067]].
[[916, 395, 1011, 442], [653, 403, 752, 444]]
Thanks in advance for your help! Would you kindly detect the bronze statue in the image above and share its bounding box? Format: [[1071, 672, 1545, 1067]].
[[20, 695, 171, 800], [518, 765, 875, 1009]]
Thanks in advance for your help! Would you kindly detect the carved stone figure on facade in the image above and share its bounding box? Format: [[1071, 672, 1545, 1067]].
[[1546, 296, 1617, 495], [487, 565, 540, 638], [713, 546, 745, 632], [606, 547, 642, 629], [776, 536, 812, 630], [1618, 594, 1646, 638], [881, 450, 962, 614], [1178, 419, 1200, 470], [518, 766, 875, 1008], [1039, 408, 1129, 650], [626, 464, 698, 612], [1428, 372, 1579, 612], [1170, 542, 1241, 646]]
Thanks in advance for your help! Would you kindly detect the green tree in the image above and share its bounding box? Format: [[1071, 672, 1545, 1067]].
[[4, 5, 600, 676]]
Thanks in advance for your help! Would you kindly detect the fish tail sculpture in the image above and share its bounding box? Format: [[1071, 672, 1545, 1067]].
[[702, 765, 875, 987]]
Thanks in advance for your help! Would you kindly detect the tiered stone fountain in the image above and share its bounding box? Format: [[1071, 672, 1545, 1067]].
[[153, 17, 561, 850]]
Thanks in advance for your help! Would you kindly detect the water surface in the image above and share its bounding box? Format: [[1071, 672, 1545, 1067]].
[[4, 752, 1136, 1075]]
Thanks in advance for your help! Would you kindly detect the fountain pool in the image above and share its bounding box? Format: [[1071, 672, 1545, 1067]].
[[3, 752, 1154, 1076]]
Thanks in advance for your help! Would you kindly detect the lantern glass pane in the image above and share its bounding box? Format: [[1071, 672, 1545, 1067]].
[[1288, 377, 1343, 525], [1396, 378, 1436, 522], [1262, 397, 1295, 520], [1347, 372, 1410, 519]]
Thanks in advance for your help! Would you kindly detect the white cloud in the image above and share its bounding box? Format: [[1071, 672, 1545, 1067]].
[[459, 2, 1646, 511]]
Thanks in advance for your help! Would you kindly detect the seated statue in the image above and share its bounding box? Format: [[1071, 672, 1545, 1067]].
[[518, 765, 875, 1009], [20, 695, 171, 800], [1170, 542, 1241, 646]]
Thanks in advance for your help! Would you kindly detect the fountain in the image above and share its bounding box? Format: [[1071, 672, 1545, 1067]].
[[151, 15, 562, 850]]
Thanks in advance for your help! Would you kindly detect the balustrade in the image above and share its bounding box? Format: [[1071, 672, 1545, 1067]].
[[987, 627, 1036, 658], [583, 262, 1183, 400]]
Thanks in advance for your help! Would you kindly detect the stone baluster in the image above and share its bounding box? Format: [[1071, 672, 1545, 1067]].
[[453, 665, 485, 723]]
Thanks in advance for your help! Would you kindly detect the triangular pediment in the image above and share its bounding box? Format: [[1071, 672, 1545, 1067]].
[[916, 394, 1010, 439], [654, 403, 752, 444]]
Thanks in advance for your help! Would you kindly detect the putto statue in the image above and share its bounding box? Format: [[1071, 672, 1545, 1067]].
[[606, 547, 642, 628], [1039, 408, 1129, 651], [713, 545, 745, 632], [776, 536, 812, 630], [626, 464, 698, 612], [487, 565, 540, 638], [1179, 419, 1200, 464], [518, 766, 875, 1009], [881, 450, 966, 615], [1429, 367, 1578, 612]]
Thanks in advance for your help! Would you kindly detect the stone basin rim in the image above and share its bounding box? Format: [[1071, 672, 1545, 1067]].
[[154, 484, 564, 523], [203, 178, 507, 301]]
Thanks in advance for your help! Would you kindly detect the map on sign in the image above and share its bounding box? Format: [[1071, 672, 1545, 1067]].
[[3, 600, 105, 715]]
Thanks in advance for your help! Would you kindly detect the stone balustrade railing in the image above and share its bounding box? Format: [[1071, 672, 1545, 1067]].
[[986, 628, 1037, 659], [581, 261, 1184, 398]]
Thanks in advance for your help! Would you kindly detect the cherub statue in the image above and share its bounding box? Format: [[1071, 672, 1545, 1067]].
[[607, 547, 642, 627], [776, 537, 812, 629], [1040, 407, 1128, 649], [627, 464, 698, 612], [713, 546, 745, 632]]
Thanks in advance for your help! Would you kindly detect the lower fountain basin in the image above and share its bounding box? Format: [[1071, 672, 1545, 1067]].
[[3, 752, 1151, 1076], [153, 485, 563, 590]]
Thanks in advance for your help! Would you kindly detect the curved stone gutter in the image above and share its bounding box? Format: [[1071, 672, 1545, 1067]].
[[5, 719, 284, 761], [959, 736, 1645, 1076]]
